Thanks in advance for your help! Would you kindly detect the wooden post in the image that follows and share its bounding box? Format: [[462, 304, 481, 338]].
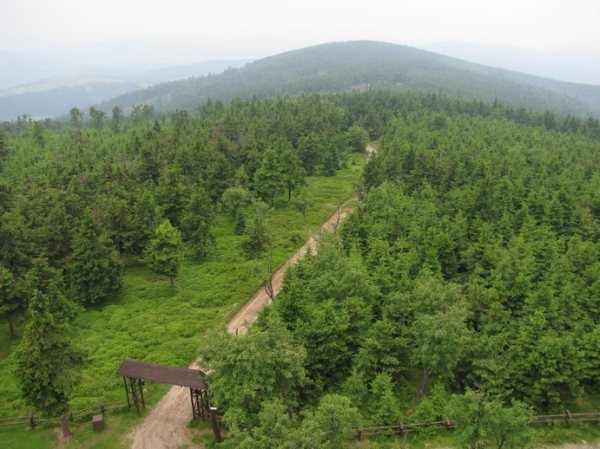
[[123, 377, 131, 409], [356, 429, 362, 441], [61, 415, 73, 439], [138, 379, 146, 410], [210, 407, 221, 443], [130, 378, 140, 414], [100, 400, 105, 414], [190, 389, 197, 420], [29, 411, 35, 429]]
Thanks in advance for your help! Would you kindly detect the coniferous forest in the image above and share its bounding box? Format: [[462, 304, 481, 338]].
[[1, 90, 600, 448]]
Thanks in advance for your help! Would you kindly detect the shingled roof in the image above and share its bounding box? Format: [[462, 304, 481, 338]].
[[117, 359, 208, 390]]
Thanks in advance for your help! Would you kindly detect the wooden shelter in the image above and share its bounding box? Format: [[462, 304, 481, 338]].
[[117, 359, 210, 420]]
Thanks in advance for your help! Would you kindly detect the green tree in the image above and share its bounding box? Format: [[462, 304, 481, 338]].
[[69, 107, 84, 128], [291, 185, 311, 225], [66, 211, 123, 306], [369, 372, 402, 427], [346, 125, 370, 153], [407, 280, 472, 395], [297, 394, 361, 449], [222, 399, 298, 449], [89, 106, 106, 129], [130, 187, 162, 255], [14, 259, 85, 416], [0, 264, 27, 338], [254, 148, 285, 206], [297, 132, 324, 175], [280, 149, 306, 200], [202, 315, 306, 428], [241, 201, 272, 259], [31, 120, 46, 148], [180, 187, 215, 258], [221, 186, 252, 222], [144, 219, 186, 287], [0, 129, 8, 173], [111, 105, 125, 132], [448, 389, 533, 449], [156, 168, 188, 227]]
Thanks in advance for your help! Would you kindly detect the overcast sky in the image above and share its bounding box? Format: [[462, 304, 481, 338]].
[[1, 0, 599, 58]]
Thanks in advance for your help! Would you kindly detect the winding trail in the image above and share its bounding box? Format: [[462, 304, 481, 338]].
[[128, 146, 375, 448]]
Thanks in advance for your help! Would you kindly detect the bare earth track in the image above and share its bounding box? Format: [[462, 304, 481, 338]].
[[129, 207, 350, 449], [127, 147, 375, 448]]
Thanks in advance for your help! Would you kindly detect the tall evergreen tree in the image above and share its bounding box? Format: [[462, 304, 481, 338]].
[[144, 219, 186, 287], [254, 148, 285, 206], [180, 187, 215, 258], [0, 264, 27, 338], [14, 258, 85, 416], [66, 211, 123, 306]]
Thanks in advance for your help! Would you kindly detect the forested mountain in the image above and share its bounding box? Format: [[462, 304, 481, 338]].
[[96, 41, 600, 119]]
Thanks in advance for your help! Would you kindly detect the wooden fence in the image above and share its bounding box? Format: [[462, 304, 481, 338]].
[[206, 409, 600, 443], [0, 399, 129, 429]]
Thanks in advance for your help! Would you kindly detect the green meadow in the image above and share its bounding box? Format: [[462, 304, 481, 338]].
[[0, 154, 364, 448]]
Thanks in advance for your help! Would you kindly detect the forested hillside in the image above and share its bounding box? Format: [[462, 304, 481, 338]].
[[200, 93, 600, 448], [1, 91, 600, 447], [96, 41, 600, 119]]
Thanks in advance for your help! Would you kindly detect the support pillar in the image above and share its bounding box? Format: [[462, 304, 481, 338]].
[[210, 407, 221, 443]]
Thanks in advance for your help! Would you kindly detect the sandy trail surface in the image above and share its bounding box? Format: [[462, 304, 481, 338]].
[[128, 156, 366, 448]]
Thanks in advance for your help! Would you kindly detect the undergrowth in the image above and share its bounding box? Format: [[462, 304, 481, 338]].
[[0, 154, 364, 448]]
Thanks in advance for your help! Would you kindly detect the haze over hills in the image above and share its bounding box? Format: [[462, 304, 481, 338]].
[[0, 41, 252, 120], [3, 40, 600, 121], [96, 41, 600, 119], [423, 41, 600, 86]]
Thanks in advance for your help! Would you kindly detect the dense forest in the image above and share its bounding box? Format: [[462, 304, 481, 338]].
[[1, 90, 600, 448]]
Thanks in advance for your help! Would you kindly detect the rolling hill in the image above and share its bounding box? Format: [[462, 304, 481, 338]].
[[96, 41, 600, 118]]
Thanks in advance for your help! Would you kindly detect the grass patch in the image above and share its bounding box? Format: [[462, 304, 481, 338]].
[[0, 157, 364, 448]]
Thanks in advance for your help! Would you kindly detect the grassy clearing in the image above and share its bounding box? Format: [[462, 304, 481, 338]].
[[0, 153, 365, 448]]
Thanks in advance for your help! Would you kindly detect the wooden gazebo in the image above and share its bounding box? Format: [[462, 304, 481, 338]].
[[117, 359, 210, 420]]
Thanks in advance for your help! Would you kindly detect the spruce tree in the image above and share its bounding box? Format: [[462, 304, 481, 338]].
[[180, 188, 215, 258], [144, 219, 186, 287], [67, 211, 123, 306], [14, 258, 85, 417]]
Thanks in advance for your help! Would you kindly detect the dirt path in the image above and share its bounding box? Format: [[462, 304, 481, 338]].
[[129, 207, 350, 448], [227, 205, 348, 334], [127, 147, 377, 448]]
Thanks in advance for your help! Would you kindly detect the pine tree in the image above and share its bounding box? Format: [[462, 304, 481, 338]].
[[180, 188, 215, 258], [67, 212, 123, 306], [15, 259, 85, 417], [144, 219, 186, 287], [0, 264, 27, 338]]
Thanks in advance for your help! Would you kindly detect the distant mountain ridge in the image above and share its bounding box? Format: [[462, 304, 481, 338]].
[[0, 59, 251, 120], [96, 41, 600, 119]]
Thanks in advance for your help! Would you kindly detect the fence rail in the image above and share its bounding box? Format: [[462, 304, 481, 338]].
[[0, 400, 129, 429], [206, 407, 600, 444]]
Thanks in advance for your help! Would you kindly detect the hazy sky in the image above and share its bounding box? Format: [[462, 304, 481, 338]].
[[1, 0, 599, 58]]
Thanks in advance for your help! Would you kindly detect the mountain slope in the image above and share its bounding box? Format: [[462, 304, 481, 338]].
[[97, 41, 600, 118]]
